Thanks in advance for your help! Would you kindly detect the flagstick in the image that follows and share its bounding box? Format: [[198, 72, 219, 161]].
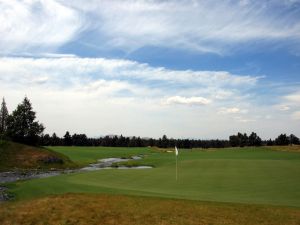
[[176, 154, 178, 181]]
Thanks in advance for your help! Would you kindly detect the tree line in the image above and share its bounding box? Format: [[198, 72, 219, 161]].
[[0, 97, 299, 148], [38, 132, 299, 148]]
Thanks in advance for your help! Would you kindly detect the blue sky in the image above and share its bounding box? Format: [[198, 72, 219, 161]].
[[0, 0, 299, 139]]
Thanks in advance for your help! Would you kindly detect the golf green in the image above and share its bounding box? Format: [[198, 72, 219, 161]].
[[8, 147, 300, 207]]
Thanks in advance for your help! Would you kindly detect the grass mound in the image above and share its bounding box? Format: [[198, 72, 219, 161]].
[[1, 193, 300, 225], [0, 141, 76, 171]]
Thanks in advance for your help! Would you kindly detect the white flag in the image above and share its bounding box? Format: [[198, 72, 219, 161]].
[[175, 146, 178, 156]]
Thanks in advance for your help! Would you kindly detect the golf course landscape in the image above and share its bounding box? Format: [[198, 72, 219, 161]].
[[1, 146, 300, 224]]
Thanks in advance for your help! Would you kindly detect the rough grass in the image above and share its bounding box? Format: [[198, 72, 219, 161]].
[[0, 141, 76, 171], [265, 145, 300, 152], [0, 193, 300, 225]]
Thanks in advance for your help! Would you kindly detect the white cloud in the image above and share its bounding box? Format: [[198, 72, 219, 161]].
[[292, 111, 300, 120], [163, 96, 211, 106], [234, 116, 256, 123], [285, 92, 300, 104], [0, 56, 298, 138], [0, 57, 260, 91], [0, 0, 83, 54], [277, 105, 291, 111], [219, 107, 242, 114]]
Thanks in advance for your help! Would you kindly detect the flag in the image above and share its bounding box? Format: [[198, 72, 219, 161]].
[[175, 146, 178, 156]]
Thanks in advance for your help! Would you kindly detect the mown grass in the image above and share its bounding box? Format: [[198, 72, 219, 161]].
[[1, 193, 300, 225], [46, 146, 151, 166], [0, 141, 76, 172], [8, 146, 300, 207]]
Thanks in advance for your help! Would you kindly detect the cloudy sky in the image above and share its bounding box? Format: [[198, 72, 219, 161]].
[[1, 0, 300, 139]]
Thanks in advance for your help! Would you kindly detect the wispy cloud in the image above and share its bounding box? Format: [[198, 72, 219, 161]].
[[1, 0, 300, 55], [0, 0, 83, 54], [0, 57, 261, 92], [64, 0, 300, 54]]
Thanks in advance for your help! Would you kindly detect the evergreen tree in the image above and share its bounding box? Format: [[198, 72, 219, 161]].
[[161, 135, 169, 148], [248, 132, 262, 146], [40, 134, 51, 146], [275, 134, 289, 146], [229, 135, 240, 147], [63, 131, 72, 146], [289, 134, 300, 145], [51, 133, 60, 146], [6, 97, 44, 145], [0, 97, 9, 135]]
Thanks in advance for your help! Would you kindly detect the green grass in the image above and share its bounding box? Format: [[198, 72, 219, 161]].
[[46, 146, 151, 166], [0, 141, 76, 171], [7, 146, 300, 208]]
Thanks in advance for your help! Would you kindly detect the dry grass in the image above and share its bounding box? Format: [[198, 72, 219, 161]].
[[1, 194, 300, 225], [0, 141, 76, 171], [266, 145, 300, 152]]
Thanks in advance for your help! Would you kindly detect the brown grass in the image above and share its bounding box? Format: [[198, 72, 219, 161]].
[[0, 141, 76, 171], [0, 194, 299, 225], [265, 145, 300, 152]]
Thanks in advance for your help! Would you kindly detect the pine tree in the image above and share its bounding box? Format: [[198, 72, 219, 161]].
[[63, 131, 72, 146], [0, 97, 9, 135], [6, 97, 44, 145]]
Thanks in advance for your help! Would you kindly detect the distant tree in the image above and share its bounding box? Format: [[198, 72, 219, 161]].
[[6, 97, 44, 145], [275, 134, 289, 146], [182, 139, 191, 149], [63, 131, 72, 146], [148, 138, 155, 147], [40, 134, 51, 146], [72, 133, 88, 146], [117, 135, 127, 147], [248, 132, 262, 146], [111, 136, 118, 147], [238, 133, 248, 147], [136, 136, 143, 147], [161, 135, 169, 148], [51, 133, 61, 146], [0, 98, 9, 136], [266, 138, 274, 146], [129, 136, 137, 147], [289, 134, 300, 145], [229, 135, 240, 147]]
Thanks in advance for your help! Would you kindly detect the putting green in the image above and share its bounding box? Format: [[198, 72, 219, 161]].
[[8, 147, 300, 207]]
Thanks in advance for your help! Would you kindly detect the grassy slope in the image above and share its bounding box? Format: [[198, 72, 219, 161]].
[[0, 141, 76, 171], [1, 193, 300, 225], [8, 146, 300, 207]]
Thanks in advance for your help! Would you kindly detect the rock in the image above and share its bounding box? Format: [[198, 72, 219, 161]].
[[0, 186, 13, 202]]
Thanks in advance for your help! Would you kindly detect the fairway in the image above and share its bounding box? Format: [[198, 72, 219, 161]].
[[7, 146, 300, 208]]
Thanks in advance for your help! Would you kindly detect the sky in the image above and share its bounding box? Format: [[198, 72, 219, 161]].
[[0, 0, 300, 139]]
